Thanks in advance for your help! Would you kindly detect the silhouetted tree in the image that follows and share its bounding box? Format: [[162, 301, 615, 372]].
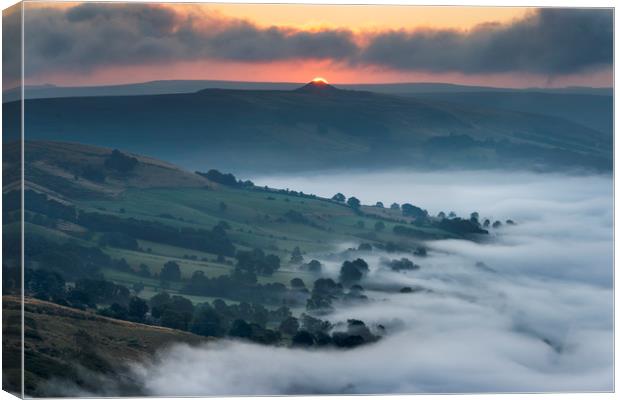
[[292, 330, 315, 347], [128, 296, 148, 321], [305, 259, 322, 273], [279, 316, 300, 336], [290, 246, 304, 263], [339, 259, 369, 285], [190, 305, 225, 337], [229, 319, 252, 339], [347, 197, 361, 210], [290, 278, 306, 289], [160, 261, 181, 281], [331, 193, 346, 202]]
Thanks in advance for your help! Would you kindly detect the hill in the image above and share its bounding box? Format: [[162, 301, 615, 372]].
[[7, 141, 213, 199], [5, 141, 510, 395], [409, 91, 612, 136], [3, 84, 611, 174]]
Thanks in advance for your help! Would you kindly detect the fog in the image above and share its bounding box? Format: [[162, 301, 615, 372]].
[[102, 171, 616, 395]]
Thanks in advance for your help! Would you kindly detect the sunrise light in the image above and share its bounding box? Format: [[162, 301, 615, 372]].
[[312, 77, 328, 84]]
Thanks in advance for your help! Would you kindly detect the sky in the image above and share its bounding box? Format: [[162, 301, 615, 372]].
[[2, 2, 614, 88]]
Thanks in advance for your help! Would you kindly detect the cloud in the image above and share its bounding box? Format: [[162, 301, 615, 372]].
[[22, 3, 358, 77], [2, 5, 23, 88], [19, 5, 612, 79], [361, 9, 613, 75]]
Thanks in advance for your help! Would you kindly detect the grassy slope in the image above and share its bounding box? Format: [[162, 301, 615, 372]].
[[72, 185, 447, 303], [21, 141, 455, 303], [2, 295, 205, 396]]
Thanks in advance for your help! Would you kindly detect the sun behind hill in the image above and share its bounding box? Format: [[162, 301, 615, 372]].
[[312, 77, 328, 84]]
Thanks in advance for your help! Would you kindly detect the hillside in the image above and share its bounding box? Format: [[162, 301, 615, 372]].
[[5, 142, 520, 396], [9, 141, 480, 299], [3, 295, 205, 396], [409, 91, 612, 136], [6, 141, 214, 199], [3, 84, 611, 174]]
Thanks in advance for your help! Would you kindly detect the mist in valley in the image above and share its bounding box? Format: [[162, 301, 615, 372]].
[[74, 170, 614, 395]]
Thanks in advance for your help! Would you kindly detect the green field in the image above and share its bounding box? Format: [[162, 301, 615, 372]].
[[18, 142, 460, 309]]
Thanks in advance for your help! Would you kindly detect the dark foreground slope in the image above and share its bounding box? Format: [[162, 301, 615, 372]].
[[4, 84, 611, 173], [3, 296, 205, 396]]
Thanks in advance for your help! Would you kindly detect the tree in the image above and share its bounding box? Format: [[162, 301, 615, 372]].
[[386, 258, 419, 271], [312, 278, 343, 298], [290, 278, 306, 289], [100, 303, 128, 320], [402, 203, 428, 219], [138, 263, 151, 277], [339, 259, 369, 285], [331, 193, 346, 203], [331, 333, 365, 348], [290, 246, 304, 263], [347, 197, 361, 210], [160, 261, 181, 281], [279, 316, 300, 336], [301, 314, 332, 334], [159, 296, 195, 330], [340, 262, 362, 284], [437, 211, 446, 219], [197, 169, 239, 186], [132, 281, 145, 295], [190, 305, 224, 337], [292, 330, 315, 347], [492, 220, 502, 228], [305, 259, 322, 273], [128, 296, 148, 321], [390, 203, 400, 210], [236, 249, 281, 276], [104, 150, 138, 173], [375, 202, 384, 208], [160, 309, 188, 330], [150, 292, 171, 318], [374, 221, 386, 232], [67, 288, 92, 309], [25, 269, 66, 301], [483, 219, 491, 228], [229, 319, 252, 339], [470, 212, 480, 226]]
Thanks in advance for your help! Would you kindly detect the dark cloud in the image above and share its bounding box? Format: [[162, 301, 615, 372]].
[[360, 9, 613, 75], [20, 5, 613, 79], [22, 3, 358, 77]]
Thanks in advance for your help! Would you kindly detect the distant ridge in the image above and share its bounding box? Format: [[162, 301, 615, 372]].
[[3, 79, 612, 102]]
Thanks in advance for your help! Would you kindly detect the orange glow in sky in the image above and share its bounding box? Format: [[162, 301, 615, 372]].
[[192, 4, 531, 31]]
